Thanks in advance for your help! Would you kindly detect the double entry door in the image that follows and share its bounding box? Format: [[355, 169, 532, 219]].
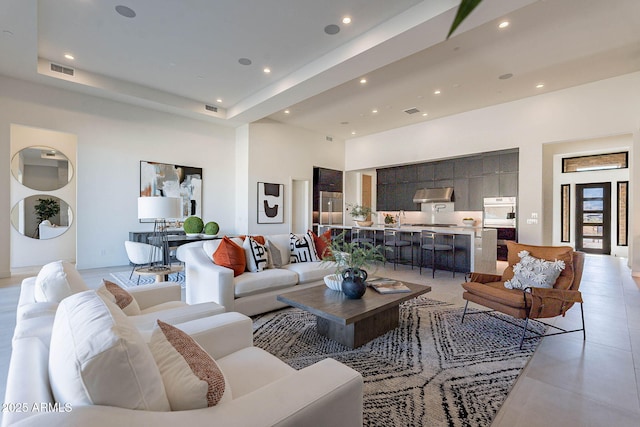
[[575, 182, 611, 254]]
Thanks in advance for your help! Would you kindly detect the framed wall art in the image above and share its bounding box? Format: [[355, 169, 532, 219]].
[[257, 182, 284, 223], [140, 161, 202, 222]]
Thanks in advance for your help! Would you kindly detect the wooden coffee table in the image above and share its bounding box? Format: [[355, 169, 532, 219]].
[[277, 280, 431, 349]]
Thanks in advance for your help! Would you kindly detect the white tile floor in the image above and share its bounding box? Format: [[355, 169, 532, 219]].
[[1, 254, 639, 426]]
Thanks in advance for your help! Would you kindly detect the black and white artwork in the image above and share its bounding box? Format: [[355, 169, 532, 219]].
[[140, 161, 202, 222], [257, 182, 284, 223]]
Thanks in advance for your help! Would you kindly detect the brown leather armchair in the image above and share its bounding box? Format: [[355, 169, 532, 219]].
[[461, 241, 585, 348]]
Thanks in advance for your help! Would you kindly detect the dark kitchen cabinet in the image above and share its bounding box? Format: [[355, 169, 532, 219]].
[[416, 163, 434, 181], [433, 179, 453, 189], [500, 152, 518, 173], [482, 174, 499, 197], [499, 172, 518, 197], [376, 168, 396, 185], [467, 156, 484, 177], [482, 154, 500, 175], [454, 158, 469, 178], [396, 165, 417, 183], [434, 161, 454, 180], [468, 177, 484, 211], [314, 167, 343, 192], [453, 178, 469, 211]]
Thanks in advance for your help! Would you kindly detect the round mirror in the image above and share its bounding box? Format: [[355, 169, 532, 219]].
[[10, 195, 73, 240], [11, 146, 73, 191]]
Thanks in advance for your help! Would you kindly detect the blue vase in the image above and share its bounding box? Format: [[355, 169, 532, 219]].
[[341, 268, 368, 299]]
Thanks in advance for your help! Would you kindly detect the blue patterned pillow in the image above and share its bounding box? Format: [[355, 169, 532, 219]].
[[504, 250, 565, 291]]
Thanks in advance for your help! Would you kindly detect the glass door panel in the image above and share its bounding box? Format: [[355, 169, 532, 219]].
[[575, 182, 610, 254]]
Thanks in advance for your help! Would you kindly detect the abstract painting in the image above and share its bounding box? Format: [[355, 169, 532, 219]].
[[257, 182, 284, 223], [140, 161, 202, 221]]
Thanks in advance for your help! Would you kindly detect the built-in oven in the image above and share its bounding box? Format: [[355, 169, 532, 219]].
[[483, 197, 517, 261]]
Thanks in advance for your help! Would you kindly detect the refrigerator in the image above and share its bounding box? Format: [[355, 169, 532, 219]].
[[318, 191, 343, 226]]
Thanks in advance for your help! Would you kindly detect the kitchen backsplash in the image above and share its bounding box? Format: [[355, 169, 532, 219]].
[[374, 210, 483, 227]]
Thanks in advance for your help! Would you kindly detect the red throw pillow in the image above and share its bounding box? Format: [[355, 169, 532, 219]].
[[213, 236, 246, 276], [239, 235, 266, 245], [310, 229, 332, 258]]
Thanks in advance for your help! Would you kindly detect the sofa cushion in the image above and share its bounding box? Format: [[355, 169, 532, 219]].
[[98, 279, 142, 315], [504, 250, 566, 291], [266, 239, 284, 268], [462, 281, 528, 309], [267, 234, 293, 265], [49, 290, 170, 411], [243, 236, 269, 273], [282, 261, 335, 284], [149, 320, 231, 410], [290, 233, 320, 263], [34, 261, 88, 303], [202, 237, 244, 260], [311, 229, 332, 259], [504, 242, 574, 290], [213, 237, 246, 277], [234, 269, 298, 298]]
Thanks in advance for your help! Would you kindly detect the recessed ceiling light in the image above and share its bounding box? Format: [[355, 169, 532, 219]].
[[324, 24, 340, 35], [351, 131, 356, 135], [284, 110, 290, 114], [263, 67, 271, 74], [342, 17, 351, 24], [422, 113, 428, 117], [372, 109, 378, 114], [498, 21, 510, 29], [64, 54, 74, 60], [360, 78, 367, 84], [434, 90, 441, 95], [238, 58, 252, 66], [216, 98, 222, 103], [115, 5, 136, 18], [536, 83, 545, 89]]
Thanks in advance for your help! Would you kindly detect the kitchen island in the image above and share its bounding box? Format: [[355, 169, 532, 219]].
[[319, 224, 497, 275]]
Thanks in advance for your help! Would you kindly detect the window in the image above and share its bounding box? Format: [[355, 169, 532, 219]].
[[562, 152, 627, 173]]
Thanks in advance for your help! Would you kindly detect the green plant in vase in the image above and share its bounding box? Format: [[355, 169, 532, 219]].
[[321, 231, 388, 299], [33, 197, 60, 238]]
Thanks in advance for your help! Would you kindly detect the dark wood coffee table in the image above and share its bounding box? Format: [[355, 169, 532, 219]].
[[277, 280, 431, 348]]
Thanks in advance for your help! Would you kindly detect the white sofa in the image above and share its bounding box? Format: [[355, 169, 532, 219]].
[[4, 296, 363, 426], [183, 234, 336, 316]]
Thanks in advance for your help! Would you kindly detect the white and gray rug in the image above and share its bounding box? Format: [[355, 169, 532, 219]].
[[252, 296, 544, 427], [109, 270, 184, 288]]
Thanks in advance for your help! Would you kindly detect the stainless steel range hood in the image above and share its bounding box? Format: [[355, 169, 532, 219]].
[[412, 187, 454, 203]]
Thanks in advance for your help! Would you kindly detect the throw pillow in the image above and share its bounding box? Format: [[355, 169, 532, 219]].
[[239, 235, 266, 245], [504, 250, 566, 291], [97, 279, 141, 316], [149, 320, 231, 410], [289, 233, 320, 263], [243, 236, 269, 272], [49, 290, 170, 411], [213, 236, 246, 276], [34, 261, 89, 303], [310, 229, 332, 259], [266, 239, 284, 268]]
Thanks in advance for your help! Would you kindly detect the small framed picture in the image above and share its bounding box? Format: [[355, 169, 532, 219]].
[[257, 182, 284, 223]]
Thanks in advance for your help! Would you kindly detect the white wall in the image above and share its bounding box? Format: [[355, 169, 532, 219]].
[[242, 119, 345, 235], [346, 72, 640, 261], [0, 75, 236, 271]]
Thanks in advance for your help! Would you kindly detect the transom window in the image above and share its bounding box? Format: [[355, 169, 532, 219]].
[[562, 152, 628, 173]]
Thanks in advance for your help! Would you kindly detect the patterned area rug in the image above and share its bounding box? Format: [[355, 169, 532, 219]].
[[109, 270, 184, 288], [252, 296, 544, 427]]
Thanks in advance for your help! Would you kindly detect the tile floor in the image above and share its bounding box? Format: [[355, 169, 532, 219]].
[[1, 254, 639, 426]]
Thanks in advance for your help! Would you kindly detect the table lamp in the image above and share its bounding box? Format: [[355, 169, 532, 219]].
[[137, 196, 181, 270]]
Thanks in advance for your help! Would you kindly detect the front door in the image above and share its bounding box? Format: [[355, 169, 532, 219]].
[[575, 182, 611, 254]]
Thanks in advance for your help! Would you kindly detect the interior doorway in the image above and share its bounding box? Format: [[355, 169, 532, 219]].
[[361, 174, 372, 220], [291, 179, 310, 234], [575, 182, 611, 254]]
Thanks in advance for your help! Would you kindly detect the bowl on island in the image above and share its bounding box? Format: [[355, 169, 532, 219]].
[[462, 218, 475, 226], [355, 220, 373, 227]]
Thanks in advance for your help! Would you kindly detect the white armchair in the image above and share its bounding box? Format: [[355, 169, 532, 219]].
[[124, 240, 163, 284], [4, 308, 363, 427]]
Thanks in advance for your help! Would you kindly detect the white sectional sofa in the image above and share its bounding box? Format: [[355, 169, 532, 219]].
[[4, 288, 363, 426], [183, 234, 336, 316]]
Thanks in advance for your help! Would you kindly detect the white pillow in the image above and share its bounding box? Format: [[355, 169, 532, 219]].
[[504, 250, 566, 291], [34, 261, 88, 303], [49, 290, 170, 411], [289, 233, 320, 263], [97, 280, 142, 315], [243, 237, 268, 272], [149, 320, 231, 410], [266, 239, 283, 268]]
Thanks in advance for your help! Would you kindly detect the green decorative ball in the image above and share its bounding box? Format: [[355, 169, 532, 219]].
[[204, 221, 219, 236], [183, 216, 204, 234]]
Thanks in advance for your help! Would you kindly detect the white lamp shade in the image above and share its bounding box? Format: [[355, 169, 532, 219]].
[[138, 197, 181, 220]]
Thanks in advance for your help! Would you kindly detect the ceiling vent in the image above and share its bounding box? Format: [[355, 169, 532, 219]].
[[205, 104, 218, 113], [403, 107, 420, 115], [50, 63, 74, 76], [325, 136, 333, 142]]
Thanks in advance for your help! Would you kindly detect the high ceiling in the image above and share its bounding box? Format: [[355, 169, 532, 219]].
[[1, 0, 639, 140]]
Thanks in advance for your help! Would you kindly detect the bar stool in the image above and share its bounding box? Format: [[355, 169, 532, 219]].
[[419, 230, 456, 278], [383, 229, 413, 270], [351, 227, 374, 247]]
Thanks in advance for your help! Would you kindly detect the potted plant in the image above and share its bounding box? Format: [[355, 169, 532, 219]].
[[321, 231, 388, 299], [183, 216, 204, 236], [383, 213, 396, 226], [348, 204, 373, 226], [33, 197, 60, 238]]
